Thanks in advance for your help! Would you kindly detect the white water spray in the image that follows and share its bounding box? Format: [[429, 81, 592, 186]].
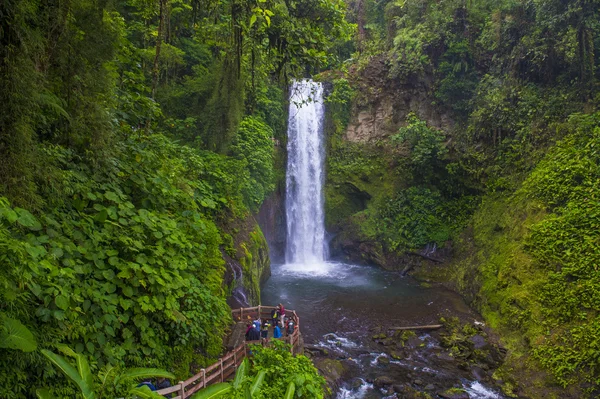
[[285, 80, 328, 265]]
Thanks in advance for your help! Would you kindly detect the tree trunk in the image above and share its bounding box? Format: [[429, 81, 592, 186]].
[[151, 0, 166, 99]]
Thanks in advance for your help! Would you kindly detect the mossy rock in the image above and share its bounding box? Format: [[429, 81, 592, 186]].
[[438, 387, 470, 399], [315, 358, 347, 383]]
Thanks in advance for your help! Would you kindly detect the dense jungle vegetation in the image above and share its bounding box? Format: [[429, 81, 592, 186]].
[[0, 0, 351, 396], [323, 0, 600, 397], [3, 0, 600, 397]]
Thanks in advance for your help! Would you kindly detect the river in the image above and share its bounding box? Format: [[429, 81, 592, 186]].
[[261, 261, 505, 399]]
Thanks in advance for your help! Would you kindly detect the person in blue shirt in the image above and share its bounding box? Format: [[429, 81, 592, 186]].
[[273, 324, 282, 338], [137, 380, 157, 391]]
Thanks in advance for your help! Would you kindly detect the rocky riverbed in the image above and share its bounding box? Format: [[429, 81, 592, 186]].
[[307, 318, 509, 399], [261, 262, 515, 399]]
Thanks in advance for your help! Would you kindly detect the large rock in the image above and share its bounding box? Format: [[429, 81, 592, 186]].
[[438, 388, 470, 399], [374, 376, 395, 388], [345, 55, 454, 144], [314, 358, 348, 394], [469, 335, 487, 350]]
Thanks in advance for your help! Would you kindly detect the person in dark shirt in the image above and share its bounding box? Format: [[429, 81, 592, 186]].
[[247, 325, 261, 341], [270, 308, 279, 327], [244, 322, 253, 340], [286, 319, 295, 336], [261, 319, 270, 339]]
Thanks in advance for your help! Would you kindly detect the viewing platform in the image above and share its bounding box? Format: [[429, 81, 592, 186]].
[[155, 306, 302, 399]]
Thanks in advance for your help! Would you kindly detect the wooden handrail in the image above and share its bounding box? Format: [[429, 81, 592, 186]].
[[155, 306, 301, 398]]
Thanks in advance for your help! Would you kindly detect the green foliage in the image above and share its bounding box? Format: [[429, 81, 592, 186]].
[[247, 340, 326, 398], [0, 0, 350, 395], [445, 112, 600, 394], [377, 187, 450, 251], [341, 0, 600, 394], [191, 382, 233, 399], [392, 113, 448, 169], [39, 348, 174, 399], [519, 113, 600, 388], [324, 78, 355, 129], [435, 40, 478, 115], [0, 316, 37, 353], [0, 134, 243, 396], [230, 117, 276, 211]]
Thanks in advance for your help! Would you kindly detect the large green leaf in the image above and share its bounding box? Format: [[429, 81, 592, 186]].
[[76, 353, 94, 393], [15, 208, 42, 230], [232, 358, 248, 389], [0, 318, 37, 352], [41, 350, 95, 399], [284, 382, 295, 399], [35, 388, 54, 399], [117, 368, 175, 384], [190, 383, 232, 399], [249, 371, 266, 397], [128, 385, 166, 399]]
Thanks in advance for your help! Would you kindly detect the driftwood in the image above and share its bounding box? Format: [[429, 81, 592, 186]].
[[388, 324, 443, 331], [406, 251, 443, 263]]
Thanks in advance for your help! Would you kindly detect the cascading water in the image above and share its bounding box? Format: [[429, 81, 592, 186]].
[[285, 80, 328, 265]]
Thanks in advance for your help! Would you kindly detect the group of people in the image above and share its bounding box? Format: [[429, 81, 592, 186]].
[[245, 303, 296, 341]]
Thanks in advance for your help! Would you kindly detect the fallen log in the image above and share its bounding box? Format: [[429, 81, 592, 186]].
[[406, 251, 443, 263], [388, 324, 443, 331]]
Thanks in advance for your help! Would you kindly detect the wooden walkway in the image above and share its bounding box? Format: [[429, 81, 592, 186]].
[[156, 306, 301, 399]]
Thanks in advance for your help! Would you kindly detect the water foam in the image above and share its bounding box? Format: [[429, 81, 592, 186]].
[[463, 381, 502, 398], [337, 379, 373, 399]]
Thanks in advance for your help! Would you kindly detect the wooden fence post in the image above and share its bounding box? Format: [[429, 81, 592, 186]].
[[178, 381, 185, 398], [220, 358, 224, 382], [241, 308, 244, 320], [201, 369, 206, 389]]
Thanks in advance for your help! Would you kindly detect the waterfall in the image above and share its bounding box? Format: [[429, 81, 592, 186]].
[[285, 80, 328, 265]]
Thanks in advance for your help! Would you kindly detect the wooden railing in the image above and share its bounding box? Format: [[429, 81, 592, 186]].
[[155, 306, 301, 399]]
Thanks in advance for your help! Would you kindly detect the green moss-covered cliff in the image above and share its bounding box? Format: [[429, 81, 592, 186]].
[[227, 219, 271, 306], [322, 0, 600, 397]]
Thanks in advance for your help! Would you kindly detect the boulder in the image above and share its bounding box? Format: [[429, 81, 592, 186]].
[[374, 376, 395, 388], [469, 335, 487, 350], [377, 356, 390, 365], [438, 388, 470, 399], [313, 358, 347, 394]]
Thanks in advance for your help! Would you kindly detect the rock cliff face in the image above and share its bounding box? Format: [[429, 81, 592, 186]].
[[257, 183, 287, 264], [345, 56, 453, 143], [325, 56, 453, 269], [225, 216, 271, 307]]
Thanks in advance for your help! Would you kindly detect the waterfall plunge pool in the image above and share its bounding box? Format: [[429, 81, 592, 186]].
[[261, 261, 506, 399]]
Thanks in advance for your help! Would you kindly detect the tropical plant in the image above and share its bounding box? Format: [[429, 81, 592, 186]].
[[190, 358, 267, 399], [36, 347, 175, 399], [191, 344, 318, 399], [0, 316, 37, 352]]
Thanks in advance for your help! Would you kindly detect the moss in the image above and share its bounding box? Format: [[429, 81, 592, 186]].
[[239, 223, 270, 305]]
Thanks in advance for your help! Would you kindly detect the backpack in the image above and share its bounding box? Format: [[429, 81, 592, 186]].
[[271, 309, 279, 319], [287, 322, 294, 334]]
